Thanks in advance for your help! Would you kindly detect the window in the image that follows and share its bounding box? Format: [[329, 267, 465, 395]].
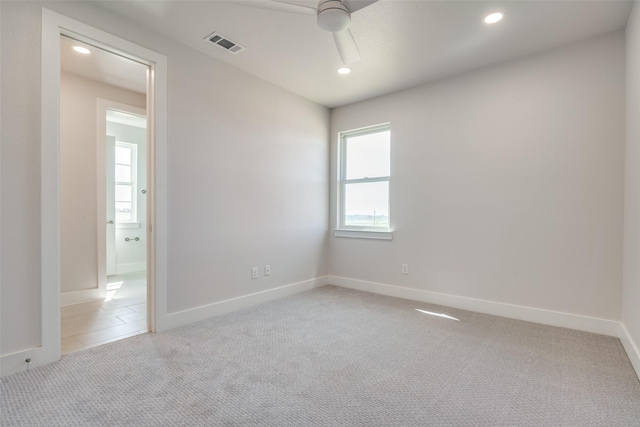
[[114, 141, 137, 223], [338, 124, 391, 236]]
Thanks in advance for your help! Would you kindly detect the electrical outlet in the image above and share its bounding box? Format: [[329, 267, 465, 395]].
[[265, 265, 271, 276], [402, 264, 409, 275], [251, 267, 258, 279]]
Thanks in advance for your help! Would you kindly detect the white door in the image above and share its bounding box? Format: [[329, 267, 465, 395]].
[[106, 134, 117, 276]]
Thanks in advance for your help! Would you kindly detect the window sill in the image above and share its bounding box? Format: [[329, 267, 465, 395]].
[[116, 222, 140, 229], [334, 229, 393, 240]]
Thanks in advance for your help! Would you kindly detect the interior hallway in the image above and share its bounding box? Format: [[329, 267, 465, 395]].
[[61, 272, 147, 354]]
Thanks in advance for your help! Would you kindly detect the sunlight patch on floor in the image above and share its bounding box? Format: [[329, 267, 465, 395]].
[[415, 308, 459, 321], [105, 281, 123, 301]]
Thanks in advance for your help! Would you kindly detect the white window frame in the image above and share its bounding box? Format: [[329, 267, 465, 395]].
[[114, 141, 138, 225], [336, 123, 392, 240]]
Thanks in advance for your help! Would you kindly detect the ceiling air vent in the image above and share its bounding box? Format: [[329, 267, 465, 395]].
[[204, 32, 245, 54]]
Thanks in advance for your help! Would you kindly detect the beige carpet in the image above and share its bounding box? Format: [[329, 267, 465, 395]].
[[2, 285, 639, 426]]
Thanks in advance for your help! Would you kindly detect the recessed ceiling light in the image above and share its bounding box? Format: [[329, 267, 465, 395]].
[[484, 12, 504, 24], [72, 46, 91, 55], [337, 67, 351, 75]]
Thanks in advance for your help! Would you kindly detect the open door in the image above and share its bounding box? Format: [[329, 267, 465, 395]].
[[58, 31, 151, 353]]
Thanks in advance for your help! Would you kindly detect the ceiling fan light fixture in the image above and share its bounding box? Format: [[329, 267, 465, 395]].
[[337, 66, 351, 75], [484, 12, 504, 24], [317, 1, 351, 32]]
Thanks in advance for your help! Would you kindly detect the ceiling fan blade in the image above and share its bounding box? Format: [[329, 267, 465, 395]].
[[342, 0, 379, 13], [333, 29, 361, 65], [235, 0, 316, 16]]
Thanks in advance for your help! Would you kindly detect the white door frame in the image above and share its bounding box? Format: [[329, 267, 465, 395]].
[[40, 8, 168, 368]]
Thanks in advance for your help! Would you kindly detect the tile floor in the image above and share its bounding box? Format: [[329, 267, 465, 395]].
[[61, 272, 148, 354]]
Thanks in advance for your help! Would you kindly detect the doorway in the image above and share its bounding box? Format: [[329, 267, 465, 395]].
[[59, 35, 149, 354], [104, 106, 148, 277], [40, 9, 168, 369]]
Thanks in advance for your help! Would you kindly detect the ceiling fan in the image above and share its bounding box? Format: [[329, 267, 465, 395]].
[[238, 0, 379, 65]]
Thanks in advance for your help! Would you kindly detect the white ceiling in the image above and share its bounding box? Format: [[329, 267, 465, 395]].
[[82, 0, 632, 108], [61, 36, 147, 94]]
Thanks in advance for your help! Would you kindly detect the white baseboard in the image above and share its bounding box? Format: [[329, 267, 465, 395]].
[[11, 276, 634, 380], [116, 262, 146, 275], [619, 323, 640, 380], [329, 276, 620, 337], [60, 288, 104, 306], [1, 347, 44, 378], [166, 276, 330, 330]]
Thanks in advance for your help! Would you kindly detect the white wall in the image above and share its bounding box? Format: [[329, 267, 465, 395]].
[[330, 32, 625, 321], [623, 1, 640, 372], [106, 120, 147, 274], [60, 72, 146, 293], [164, 29, 329, 314], [1, 1, 46, 353], [1, 1, 329, 357]]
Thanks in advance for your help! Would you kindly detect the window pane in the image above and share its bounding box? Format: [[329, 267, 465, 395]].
[[115, 202, 132, 221], [344, 181, 389, 227], [115, 146, 131, 165], [115, 184, 132, 202], [115, 165, 131, 182], [346, 130, 390, 180]]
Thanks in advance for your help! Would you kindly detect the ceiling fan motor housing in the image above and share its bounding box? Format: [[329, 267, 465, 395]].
[[317, 0, 351, 32]]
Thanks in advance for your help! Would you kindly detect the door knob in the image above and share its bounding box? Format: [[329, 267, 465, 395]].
[[107, 220, 114, 224]]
